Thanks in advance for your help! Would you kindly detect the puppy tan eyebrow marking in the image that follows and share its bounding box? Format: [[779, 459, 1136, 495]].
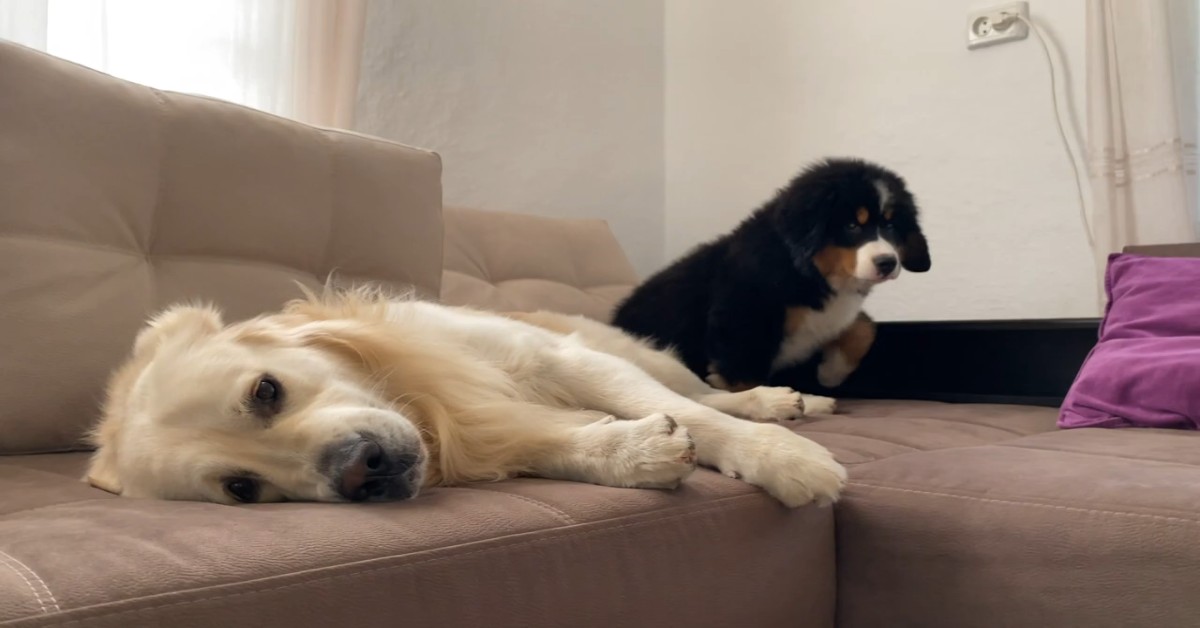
[[882, 208, 894, 221], [856, 207, 869, 225]]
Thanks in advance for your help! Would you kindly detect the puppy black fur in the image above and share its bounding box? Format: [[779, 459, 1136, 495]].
[[613, 158, 930, 390]]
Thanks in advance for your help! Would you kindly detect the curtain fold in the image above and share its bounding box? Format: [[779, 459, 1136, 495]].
[[292, 0, 366, 129], [1086, 0, 1199, 275]]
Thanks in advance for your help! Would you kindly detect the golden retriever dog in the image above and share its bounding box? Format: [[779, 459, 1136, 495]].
[[85, 287, 846, 507]]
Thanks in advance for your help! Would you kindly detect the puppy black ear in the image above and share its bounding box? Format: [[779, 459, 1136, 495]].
[[782, 227, 824, 276], [900, 229, 931, 272], [770, 186, 826, 269], [774, 209, 835, 304]]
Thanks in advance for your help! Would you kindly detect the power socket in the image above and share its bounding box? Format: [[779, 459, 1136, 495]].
[[967, 2, 1029, 50]]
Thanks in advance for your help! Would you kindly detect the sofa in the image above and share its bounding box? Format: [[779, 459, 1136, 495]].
[[2, 40, 1199, 628]]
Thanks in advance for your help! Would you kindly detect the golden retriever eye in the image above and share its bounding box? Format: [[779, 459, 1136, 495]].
[[249, 375, 284, 417], [253, 376, 280, 403], [223, 477, 261, 503]]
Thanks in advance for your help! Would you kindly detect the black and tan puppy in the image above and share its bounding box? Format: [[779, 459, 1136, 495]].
[[613, 158, 930, 399]]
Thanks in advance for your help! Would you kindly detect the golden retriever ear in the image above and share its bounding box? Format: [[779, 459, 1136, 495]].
[[133, 304, 224, 356], [290, 320, 390, 372], [85, 386, 134, 495], [85, 444, 123, 495], [82, 303, 224, 495]]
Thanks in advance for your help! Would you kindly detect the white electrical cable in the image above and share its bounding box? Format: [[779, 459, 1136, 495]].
[[1011, 12, 1097, 254]]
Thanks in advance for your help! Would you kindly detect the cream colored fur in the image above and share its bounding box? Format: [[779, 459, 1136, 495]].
[[86, 288, 845, 507]]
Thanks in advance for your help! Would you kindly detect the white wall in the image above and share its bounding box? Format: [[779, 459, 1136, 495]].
[[665, 1, 1099, 321], [357, 1, 1100, 320], [356, 0, 665, 276]]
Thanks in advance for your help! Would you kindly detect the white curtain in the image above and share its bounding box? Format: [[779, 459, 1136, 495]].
[[1086, 0, 1200, 272], [0, 0, 366, 129]]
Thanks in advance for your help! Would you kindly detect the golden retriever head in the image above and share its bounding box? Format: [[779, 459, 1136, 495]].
[[86, 302, 429, 505]]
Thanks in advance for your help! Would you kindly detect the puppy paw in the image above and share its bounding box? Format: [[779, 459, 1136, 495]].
[[799, 394, 838, 415], [705, 372, 731, 390], [817, 355, 854, 388], [718, 424, 846, 507]]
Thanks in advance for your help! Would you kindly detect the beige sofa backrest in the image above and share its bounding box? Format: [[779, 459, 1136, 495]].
[[441, 206, 638, 321], [0, 42, 444, 454]]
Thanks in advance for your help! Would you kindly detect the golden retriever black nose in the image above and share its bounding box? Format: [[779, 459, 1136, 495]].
[[327, 437, 416, 502]]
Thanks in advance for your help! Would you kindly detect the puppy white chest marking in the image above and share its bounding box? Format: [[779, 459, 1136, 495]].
[[771, 291, 865, 372]]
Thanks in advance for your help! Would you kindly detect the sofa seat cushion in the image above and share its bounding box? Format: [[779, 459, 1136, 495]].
[[833, 424, 1200, 628], [0, 453, 834, 628], [794, 399, 1060, 465]]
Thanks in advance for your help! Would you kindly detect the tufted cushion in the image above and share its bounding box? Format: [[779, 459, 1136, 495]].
[[441, 207, 638, 321], [0, 42, 444, 454]]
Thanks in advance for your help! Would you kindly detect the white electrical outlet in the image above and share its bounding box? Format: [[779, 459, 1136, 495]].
[[967, 2, 1029, 50]]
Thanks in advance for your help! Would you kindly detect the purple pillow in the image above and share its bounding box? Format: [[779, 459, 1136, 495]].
[[1058, 253, 1200, 430]]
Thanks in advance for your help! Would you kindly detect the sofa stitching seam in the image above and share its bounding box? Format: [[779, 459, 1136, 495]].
[[452, 487, 577, 525], [0, 498, 120, 520], [0, 550, 60, 614], [441, 270, 635, 293], [41, 496, 766, 626], [0, 553, 44, 614], [145, 86, 170, 311], [849, 482, 1200, 525], [318, 130, 338, 279], [996, 443, 1200, 468], [795, 431, 924, 452], [0, 233, 326, 278]]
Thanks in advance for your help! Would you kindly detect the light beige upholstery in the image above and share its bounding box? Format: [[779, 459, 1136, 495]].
[[0, 41, 443, 455], [441, 206, 637, 321]]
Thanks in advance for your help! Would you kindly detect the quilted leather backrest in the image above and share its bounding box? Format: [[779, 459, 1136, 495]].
[[441, 207, 638, 322], [0, 42, 444, 454]]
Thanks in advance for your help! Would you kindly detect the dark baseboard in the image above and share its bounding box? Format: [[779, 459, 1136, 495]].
[[770, 318, 1101, 408]]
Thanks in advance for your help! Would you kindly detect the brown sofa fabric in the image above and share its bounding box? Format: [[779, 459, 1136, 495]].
[[796, 400, 1059, 466], [834, 426, 1200, 627], [0, 42, 444, 455], [0, 452, 835, 628], [0, 398, 1066, 627]]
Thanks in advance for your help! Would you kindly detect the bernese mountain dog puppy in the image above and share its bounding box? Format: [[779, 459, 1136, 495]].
[[613, 158, 930, 401]]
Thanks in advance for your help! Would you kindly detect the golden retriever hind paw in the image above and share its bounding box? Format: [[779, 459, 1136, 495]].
[[594, 413, 697, 490]]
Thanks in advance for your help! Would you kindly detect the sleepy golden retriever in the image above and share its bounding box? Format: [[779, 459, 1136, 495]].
[[85, 287, 845, 507]]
